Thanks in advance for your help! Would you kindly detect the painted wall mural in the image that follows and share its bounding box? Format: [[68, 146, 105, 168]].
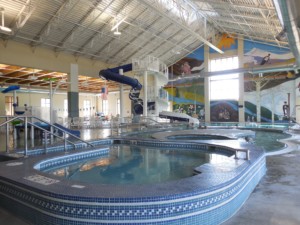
[[243, 40, 295, 68], [165, 33, 297, 123], [243, 40, 296, 122], [165, 77, 205, 120], [167, 43, 206, 120], [168, 47, 204, 79], [210, 100, 239, 122], [210, 33, 237, 53], [244, 79, 296, 122]]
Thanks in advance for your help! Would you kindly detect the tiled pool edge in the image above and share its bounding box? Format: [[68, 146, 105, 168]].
[[0, 140, 265, 224]]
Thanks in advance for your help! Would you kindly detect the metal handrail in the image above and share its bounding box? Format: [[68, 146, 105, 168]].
[[0, 115, 94, 156], [30, 116, 94, 147], [21, 119, 76, 155]]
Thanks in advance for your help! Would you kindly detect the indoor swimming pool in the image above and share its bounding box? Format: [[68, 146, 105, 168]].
[[0, 128, 267, 225]]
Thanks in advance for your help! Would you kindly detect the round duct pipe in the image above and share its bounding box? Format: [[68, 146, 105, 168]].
[[274, 0, 300, 67]]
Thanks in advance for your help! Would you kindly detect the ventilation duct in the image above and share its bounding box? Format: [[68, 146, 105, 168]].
[[274, 0, 300, 67]]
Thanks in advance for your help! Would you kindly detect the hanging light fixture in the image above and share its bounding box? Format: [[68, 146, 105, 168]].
[[111, 16, 127, 31], [0, 7, 12, 33], [111, 15, 127, 36], [113, 26, 121, 36]]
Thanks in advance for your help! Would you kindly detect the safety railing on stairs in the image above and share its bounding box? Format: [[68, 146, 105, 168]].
[[0, 115, 94, 156]]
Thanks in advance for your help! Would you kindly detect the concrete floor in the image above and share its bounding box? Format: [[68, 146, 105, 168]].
[[223, 151, 300, 225], [1, 128, 300, 225]]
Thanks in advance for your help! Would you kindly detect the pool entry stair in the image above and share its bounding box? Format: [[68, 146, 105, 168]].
[[0, 115, 93, 156]]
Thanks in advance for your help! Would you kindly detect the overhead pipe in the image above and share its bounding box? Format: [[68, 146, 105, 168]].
[[274, 0, 300, 67], [168, 64, 296, 82]]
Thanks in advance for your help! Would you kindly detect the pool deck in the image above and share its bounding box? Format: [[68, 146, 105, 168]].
[[0, 128, 300, 224]]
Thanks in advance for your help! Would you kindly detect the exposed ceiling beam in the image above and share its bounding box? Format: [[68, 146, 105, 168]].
[[30, 0, 80, 46], [139, 0, 224, 54], [54, 0, 104, 51], [194, 0, 276, 11]]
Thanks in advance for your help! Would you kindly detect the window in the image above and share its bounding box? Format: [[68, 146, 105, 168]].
[[83, 100, 91, 117], [64, 99, 68, 117], [210, 56, 239, 100], [41, 98, 50, 107], [41, 98, 50, 122], [117, 99, 120, 115], [5, 96, 14, 116], [102, 100, 108, 115]]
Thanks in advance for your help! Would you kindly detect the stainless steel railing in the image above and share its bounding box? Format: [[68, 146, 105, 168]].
[[0, 115, 94, 156]]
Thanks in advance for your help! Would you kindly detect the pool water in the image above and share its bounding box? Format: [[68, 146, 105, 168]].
[[254, 130, 291, 151], [45, 145, 225, 185], [167, 135, 233, 140], [125, 130, 291, 152]]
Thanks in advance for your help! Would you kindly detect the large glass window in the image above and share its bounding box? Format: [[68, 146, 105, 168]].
[[64, 99, 68, 117], [102, 100, 108, 115], [41, 98, 50, 107], [41, 98, 50, 121], [117, 99, 120, 115], [83, 100, 91, 117], [210, 56, 239, 100], [5, 96, 15, 116]]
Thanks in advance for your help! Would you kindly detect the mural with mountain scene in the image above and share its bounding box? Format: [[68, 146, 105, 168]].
[[243, 40, 294, 68], [244, 79, 295, 122], [244, 101, 257, 122], [168, 46, 204, 79], [244, 101, 281, 123], [168, 33, 239, 79], [165, 77, 205, 119], [210, 100, 239, 122]]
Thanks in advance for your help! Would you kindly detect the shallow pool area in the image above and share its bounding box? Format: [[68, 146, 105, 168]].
[[253, 130, 291, 151], [42, 145, 230, 185], [126, 128, 291, 152]]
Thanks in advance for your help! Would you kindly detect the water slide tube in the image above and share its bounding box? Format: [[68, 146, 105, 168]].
[[99, 64, 143, 115], [1, 85, 20, 93]]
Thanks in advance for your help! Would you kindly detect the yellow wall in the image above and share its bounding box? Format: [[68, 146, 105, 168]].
[[0, 40, 112, 77], [0, 90, 132, 119]]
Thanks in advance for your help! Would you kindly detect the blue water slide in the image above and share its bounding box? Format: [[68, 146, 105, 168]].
[[99, 64, 143, 114], [99, 64, 142, 90], [1, 85, 20, 93]]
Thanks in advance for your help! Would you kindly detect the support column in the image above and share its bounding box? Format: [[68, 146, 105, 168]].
[[256, 80, 261, 122], [287, 93, 291, 119], [49, 80, 54, 143], [271, 89, 275, 122], [238, 35, 245, 123], [295, 77, 300, 123], [204, 44, 210, 123], [13, 91, 17, 106], [143, 71, 148, 117], [119, 69, 124, 122], [68, 64, 79, 118], [49, 81, 54, 124], [154, 75, 158, 116]]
